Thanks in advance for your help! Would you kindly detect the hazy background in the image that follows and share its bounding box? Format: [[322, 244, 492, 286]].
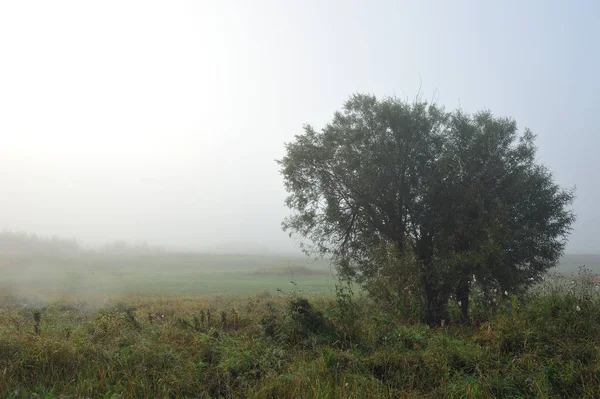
[[1, 0, 598, 255]]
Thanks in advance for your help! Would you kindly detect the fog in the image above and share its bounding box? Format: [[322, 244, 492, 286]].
[[1, 1, 598, 254]]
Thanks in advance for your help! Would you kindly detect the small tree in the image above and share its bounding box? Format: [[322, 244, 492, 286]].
[[279, 94, 575, 325]]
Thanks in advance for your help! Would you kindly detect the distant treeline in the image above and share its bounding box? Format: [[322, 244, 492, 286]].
[[101, 240, 166, 256], [0, 231, 165, 258], [0, 231, 81, 257]]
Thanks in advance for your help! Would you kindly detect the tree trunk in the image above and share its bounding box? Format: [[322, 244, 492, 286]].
[[416, 234, 449, 326], [456, 278, 471, 324], [424, 286, 448, 326]]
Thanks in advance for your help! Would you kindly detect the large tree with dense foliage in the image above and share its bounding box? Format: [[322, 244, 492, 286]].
[[279, 94, 575, 325]]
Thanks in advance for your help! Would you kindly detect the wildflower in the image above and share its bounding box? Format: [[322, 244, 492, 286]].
[[576, 305, 581, 312], [504, 291, 508, 296], [345, 383, 349, 387], [458, 301, 462, 306], [161, 314, 165, 318]]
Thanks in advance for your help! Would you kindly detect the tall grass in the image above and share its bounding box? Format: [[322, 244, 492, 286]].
[[0, 271, 599, 398]]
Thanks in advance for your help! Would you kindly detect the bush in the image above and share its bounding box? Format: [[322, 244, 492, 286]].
[[281, 297, 335, 345]]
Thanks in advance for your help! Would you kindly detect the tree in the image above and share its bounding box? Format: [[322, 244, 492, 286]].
[[278, 94, 575, 325], [437, 111, 575, 321]]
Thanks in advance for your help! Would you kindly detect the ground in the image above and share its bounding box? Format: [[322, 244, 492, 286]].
[[0, 253, 599, 398]]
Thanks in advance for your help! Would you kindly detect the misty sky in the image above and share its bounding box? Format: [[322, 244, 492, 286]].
[[0, 1, 598, 254]]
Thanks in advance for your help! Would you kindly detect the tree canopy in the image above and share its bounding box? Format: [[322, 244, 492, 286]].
[[279, 94, 575, 325]]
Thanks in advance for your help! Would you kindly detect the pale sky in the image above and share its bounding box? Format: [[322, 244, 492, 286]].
[[0, 1, 598, 253]]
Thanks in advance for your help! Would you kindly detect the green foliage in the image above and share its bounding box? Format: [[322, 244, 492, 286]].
[[283, 297, 335, 345], [258, 301, 279, 338], [332, 280, 362, 346], [279, 93, 575, 325], [362, 242, 425, 322]]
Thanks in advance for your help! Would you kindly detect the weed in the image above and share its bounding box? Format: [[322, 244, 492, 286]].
[[32, 310, 41, 335]]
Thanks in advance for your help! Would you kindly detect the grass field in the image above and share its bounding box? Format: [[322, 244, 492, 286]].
[[1, 274, 600, 398], [1, 250, 600, 397], [0, 252, 335, 300], [2, 251, 597, 301]]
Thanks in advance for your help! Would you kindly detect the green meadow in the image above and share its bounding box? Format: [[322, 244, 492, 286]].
[[0, 252, 335, 299]]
